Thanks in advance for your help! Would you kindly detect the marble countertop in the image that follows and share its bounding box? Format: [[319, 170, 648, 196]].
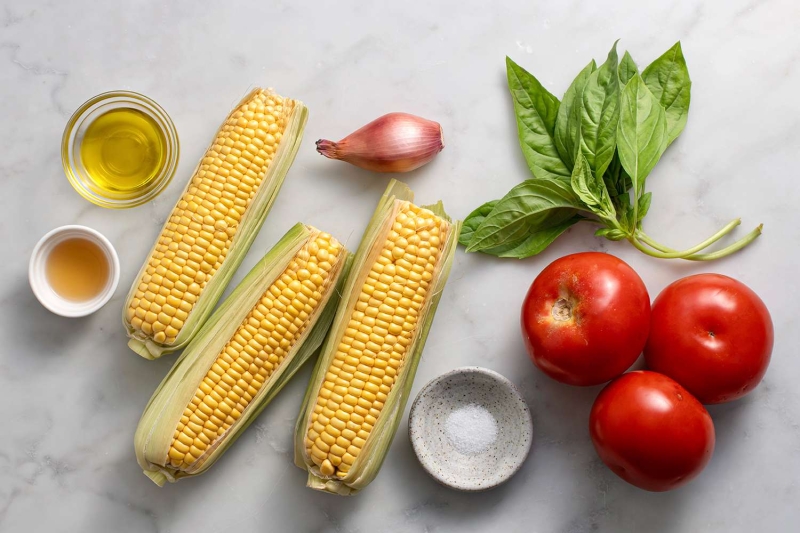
[[2, 1, 799, 531]]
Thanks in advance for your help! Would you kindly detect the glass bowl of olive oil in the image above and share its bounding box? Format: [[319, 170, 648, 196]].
[[62, 91, 179, 209]]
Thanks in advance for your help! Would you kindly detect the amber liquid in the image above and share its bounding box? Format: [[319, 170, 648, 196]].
[[80, 107, 168, 193], [46, 238, 110, 301]]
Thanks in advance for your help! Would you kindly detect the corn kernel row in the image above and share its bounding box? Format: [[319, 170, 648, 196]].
[[127, 89, 294, 345], [305, 203, 446, 478], [167, 232, 342, 470]]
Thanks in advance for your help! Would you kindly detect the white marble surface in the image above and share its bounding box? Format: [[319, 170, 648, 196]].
[[2, 0, 799, 531]]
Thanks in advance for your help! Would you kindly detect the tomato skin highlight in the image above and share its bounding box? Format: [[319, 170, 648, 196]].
[[521, 252, 651, 386], [590, 371, 715, 492], [644, 274, 773, 404]]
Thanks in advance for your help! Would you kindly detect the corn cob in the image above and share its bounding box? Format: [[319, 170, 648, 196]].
[[294, 180, 461, 495], [123, 88, 308, 360], [136, 224, 352, 485]]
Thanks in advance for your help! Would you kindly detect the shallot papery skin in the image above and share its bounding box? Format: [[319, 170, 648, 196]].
[[316, 112, 444, 173]]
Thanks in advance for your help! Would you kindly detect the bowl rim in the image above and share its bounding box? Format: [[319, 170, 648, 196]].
[[61, 90, 180, 209], [408, 366, 533, 492]]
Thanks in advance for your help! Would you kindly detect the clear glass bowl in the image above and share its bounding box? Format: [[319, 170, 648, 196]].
[[61, 90, 179, 209]]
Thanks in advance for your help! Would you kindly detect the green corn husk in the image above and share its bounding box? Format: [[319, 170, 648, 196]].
[[293, 180, 462, 495], [135, 223, 352, 486], [124, 88, 309, 360]]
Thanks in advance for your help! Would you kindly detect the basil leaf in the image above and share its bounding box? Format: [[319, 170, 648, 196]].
[[474, 236, 530, 257], [611, 187, 631, 220], [642, 42, 691, 145], [496, 214, 581, 258], [554, 59, 596, 169], [570, 153, 615, 220], [474, 220, 533, 253], [459, 200, 498, 246], [462, 199, 539, 252], [472, 208, 580, 257], [611, 190, 635, 232], [618, 51, 638, 85], [578, 42, 620, 180], [623, 205, 636, 232], [637, 191, 652, 225], [604, 150, 632, 199], [466, 178, 589, 252], [618, 74, 668, 195], [605, 151, 621, 196], [506, 57, 571, 181], [595, 227, 627, 241]]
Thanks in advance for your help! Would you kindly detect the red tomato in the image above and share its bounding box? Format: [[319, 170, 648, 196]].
[[590, 371, 715, 491], [521, 252, 650, 386], [644, 274, 773, 404]]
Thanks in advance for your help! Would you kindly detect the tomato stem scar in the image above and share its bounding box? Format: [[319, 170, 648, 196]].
[[552, 298, 573, 321]]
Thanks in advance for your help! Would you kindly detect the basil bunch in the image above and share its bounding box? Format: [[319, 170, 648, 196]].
[[461, 42, 762, 260]]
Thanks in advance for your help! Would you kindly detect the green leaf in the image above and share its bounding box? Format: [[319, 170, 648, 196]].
[[604, 150, 634, 205], [612, 192, 635, 232], [459, 200, 498, 246], [470, 221, 532, 254], [617, 74, 668, 195], [507, 57, 572, 181], [466, 178, 590, 252], [595, 227, 627, 241], [618, 51, 638, 85], [495, 215, 581, 258], [642, 42, 691, 144], [554, 59, 596, 169], [473, 236, 529, 256], [637, 191, 652, 225], [473, 209, 577, 257], [623, 197, 636, 231], [604, 151, 621, 196], [463, 206, 542, 254], [570, 153, 616, 219], [616, 188, 631, 209], [578, 41, 620, 179]]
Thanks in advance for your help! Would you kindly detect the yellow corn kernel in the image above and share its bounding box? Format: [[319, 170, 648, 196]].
[[128, 89, 296, 346], [165, 231, 341, 471], [306, 203, 446, 478]]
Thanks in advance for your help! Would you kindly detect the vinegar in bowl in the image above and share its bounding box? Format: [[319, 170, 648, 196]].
[[45, 237, 110, 302], [29, 225, 120, 317]]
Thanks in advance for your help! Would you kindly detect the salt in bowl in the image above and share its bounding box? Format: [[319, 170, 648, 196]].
[[408, 366, 533, 491]]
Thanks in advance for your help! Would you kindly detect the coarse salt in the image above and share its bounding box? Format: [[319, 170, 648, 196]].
[[444, 403, 498, 455]]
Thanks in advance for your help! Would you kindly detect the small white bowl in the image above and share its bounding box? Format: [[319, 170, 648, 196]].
[[408, 367, 533, 492], [29, 225, 120, 317]]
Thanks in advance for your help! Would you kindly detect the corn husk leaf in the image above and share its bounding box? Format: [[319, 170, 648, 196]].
[[124, 89, 309, 360], [293, 180, 462, 495], [135, 223, 352, 485]]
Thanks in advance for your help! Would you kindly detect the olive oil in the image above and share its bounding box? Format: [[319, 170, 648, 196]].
[[80, 108, 168, 193], [46, 238, 110, 301]]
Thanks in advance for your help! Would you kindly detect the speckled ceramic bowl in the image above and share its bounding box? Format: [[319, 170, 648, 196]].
[[408, 367, 533, 491]]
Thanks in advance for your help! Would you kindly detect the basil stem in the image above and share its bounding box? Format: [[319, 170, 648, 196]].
[[627, 219, 740, 259], [635, 224, 763, 261]]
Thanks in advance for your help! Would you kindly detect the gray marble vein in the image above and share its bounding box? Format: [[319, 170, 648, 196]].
[[1, 0, 799, 531]]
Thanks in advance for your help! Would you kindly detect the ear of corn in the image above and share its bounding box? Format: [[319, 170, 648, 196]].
[[135, 223, 352, 485], [123, 88, 308, 360], [293, 180, 461, 495]]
